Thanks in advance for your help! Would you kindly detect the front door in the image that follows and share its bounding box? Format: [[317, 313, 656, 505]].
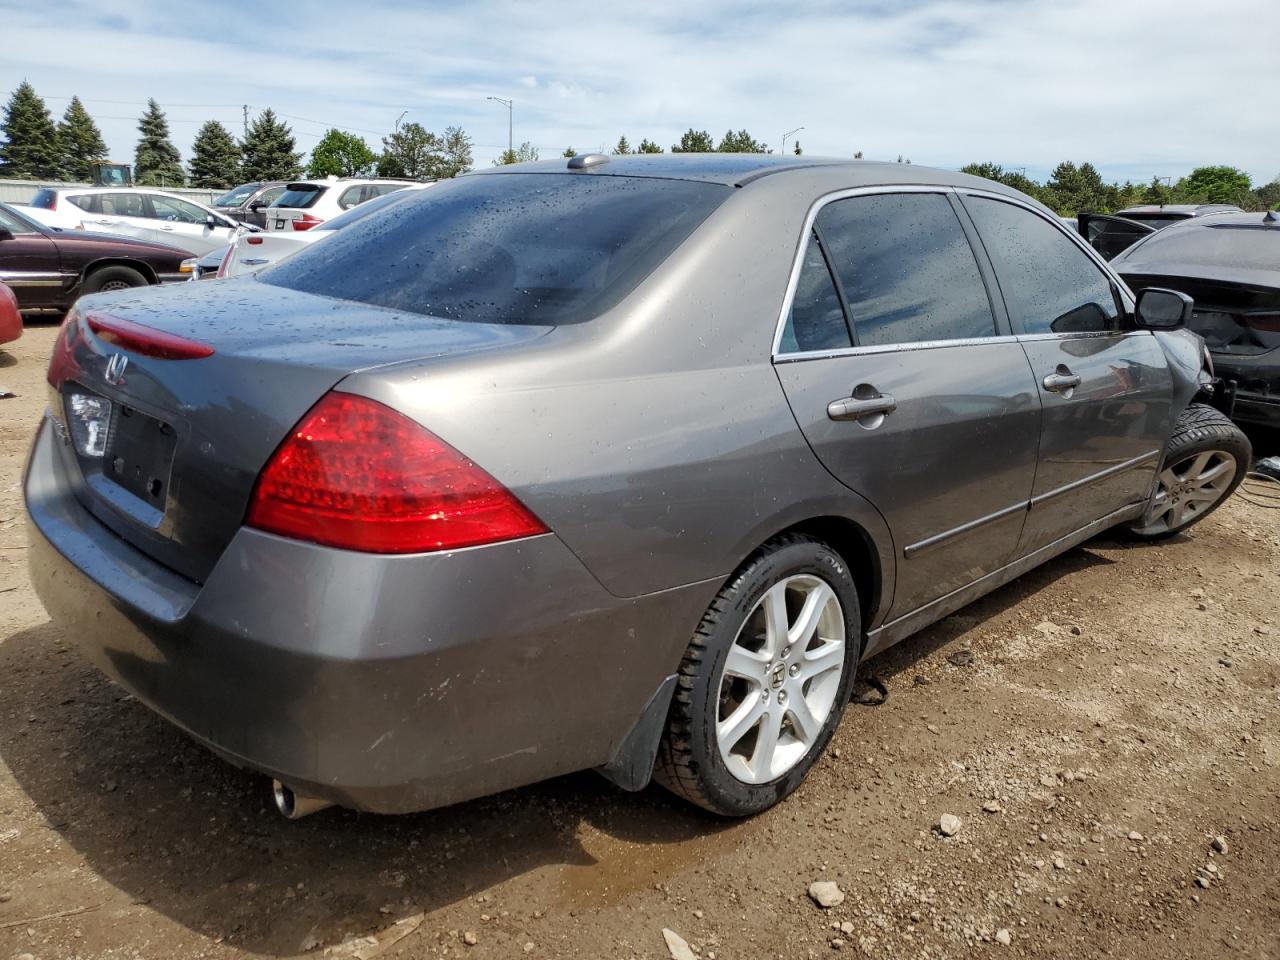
[[147, 195, 235, 256], [774, 191, 1042, 621], [960, 194, 1173, 554], [1077, 213, 1156, 261]]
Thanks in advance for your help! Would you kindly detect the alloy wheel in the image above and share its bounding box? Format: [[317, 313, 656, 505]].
[[715, 574, 846, 784], [1137, 450, 1238, 535]]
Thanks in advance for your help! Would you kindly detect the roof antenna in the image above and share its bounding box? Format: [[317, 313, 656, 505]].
[[1265, 209, 1278, 224]]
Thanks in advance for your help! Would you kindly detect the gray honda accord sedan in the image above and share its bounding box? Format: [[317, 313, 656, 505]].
[[25, 155, 1251, 818]]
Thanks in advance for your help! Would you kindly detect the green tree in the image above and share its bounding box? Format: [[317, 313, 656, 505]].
[[671, 128, 714, 153], [188, 120, 241, 188], [436, 126, 474, 178], [378, 122, 439, 178], [1043, 161, 1107, 215], [637, 138, 663, 154], [1142, 176, 1174, 206], [717, 129, 767, 153], [612, 135, 632, 155], [961, 161, 1005, 181], [1255, 180, 1280, 210], [0, 81, 62, 179], [308, 128, 376, 178], [1177, 165, 1252, 205], [241, 109, 303, 182], [853, 150, 864, 159], [493, 141, 538, 166], [562, 146, 577, 158], [57, 96, 106, 182], [134, 98, 184, 186]]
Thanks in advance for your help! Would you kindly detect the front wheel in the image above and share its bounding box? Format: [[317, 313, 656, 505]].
[[1128, 404, 1251, 539], [655, 534, 860, 816], [82, 265, 148, 295]]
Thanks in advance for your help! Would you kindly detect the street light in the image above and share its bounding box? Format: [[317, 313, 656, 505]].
[[395, 110, 407, 135], [781, 126, 804, 155], [487, 96, 513, 160]]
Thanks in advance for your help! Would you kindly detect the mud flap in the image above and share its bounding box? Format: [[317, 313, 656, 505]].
[[595, 674, 678, 792]]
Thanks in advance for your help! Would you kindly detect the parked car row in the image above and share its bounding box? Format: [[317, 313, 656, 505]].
[[23, 154, 1254, 821]]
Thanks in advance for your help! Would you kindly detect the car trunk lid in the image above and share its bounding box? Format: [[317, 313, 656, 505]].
[[49, 280, 551, 582]]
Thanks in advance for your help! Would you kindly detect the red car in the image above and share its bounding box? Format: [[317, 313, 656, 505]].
[[0, 282, 20, 345], [0, 202, 189, 316]]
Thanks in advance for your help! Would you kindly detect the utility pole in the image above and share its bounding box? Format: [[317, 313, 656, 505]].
[[242, 104, 249, 139], [487, 96, 513, 160], [395, 110, 407, 135], [781, 126, 804, 155]]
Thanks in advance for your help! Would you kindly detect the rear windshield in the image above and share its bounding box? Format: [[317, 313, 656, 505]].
[[214, 183, 261, 207], [261, 173, 728, 324], [1120, 223, 1280, 273], [31, 188, 57, 209], [272, 184, 326, 209]]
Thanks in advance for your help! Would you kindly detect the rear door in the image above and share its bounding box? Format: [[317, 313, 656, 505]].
[[0, 205, 66, 309], [83, 192, 153, 242], [774, 189, 1042, 621], [961, 193, 1173, 554], [1078, 213, 1155, 260]]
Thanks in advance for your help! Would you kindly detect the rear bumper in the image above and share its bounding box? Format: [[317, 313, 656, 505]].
[[24, 415, 710, 813]]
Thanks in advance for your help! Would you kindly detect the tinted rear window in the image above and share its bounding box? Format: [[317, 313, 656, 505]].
[[261, 174, 728, 324], [273, 185, 326, 209], [31, 188, 57, 209]]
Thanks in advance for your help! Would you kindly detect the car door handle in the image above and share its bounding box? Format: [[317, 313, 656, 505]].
[[1042, 371, 1082, 393], [827, 393, 897, 421], [159, 225, 175, 231]]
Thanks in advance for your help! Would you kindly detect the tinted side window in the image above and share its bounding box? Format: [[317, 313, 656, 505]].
[[816, 193, 995, 347], [338, 185, 365, 210], [101, 193, 146, 217], [779, 231, 850, 353], [69, 195, 95, 212], [150, 196, 206, 224], [967, 197, 1121, 335]]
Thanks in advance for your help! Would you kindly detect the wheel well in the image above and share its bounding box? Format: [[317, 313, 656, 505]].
[[81, 258, 160, 286], [780, 516, 881, 634]]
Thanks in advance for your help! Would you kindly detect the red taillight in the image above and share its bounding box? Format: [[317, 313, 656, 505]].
[[246, 392, 548, 554], [215, 243, 236, 279], [86, 313, 215, 360], [246, 235, 263, 245], [47, 308, 82, 387], [292, 213, 323, 231]]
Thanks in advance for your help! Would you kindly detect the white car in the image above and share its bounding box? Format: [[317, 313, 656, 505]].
[[24, 187, 254, 256], [216, 183, 432, 277], [264, 177, 417, 232]]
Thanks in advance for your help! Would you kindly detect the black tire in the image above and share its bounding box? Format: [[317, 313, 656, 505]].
[[81, 265, 149, 295], [655, 534, 861, 816], [1127, 403, 1251, 540]]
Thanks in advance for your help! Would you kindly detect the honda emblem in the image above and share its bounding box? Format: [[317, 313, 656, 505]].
[[104, 353, 129, 386]]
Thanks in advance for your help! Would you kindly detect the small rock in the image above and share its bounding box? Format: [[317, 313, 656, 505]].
[[1069, 625, 1082, 636], [663, 928, 696, 960], [996, 929, 1012, 946], [463, 931, 478, 946], [1128, 831, 1145, 842], [808, 881, 846, 908], [830, 938, 846, 950], [926, 724, 940, 735], [1039, 774, 1058, 788], [982, 800, 1002, 814], [1053, 857, 1067, 870], [693, 909, 704, 919], [948, 649, 974, 667], [909, 911, 922, 924], [0, 891, 11, 903], [1195, 876, 1210, 889], [524, 944, 535, 954], [1196, 602, 1208, 611], [939, 814, 962, 837], [839, 921, 854, 935], [1055, 897, 1067, 908], [1219, 658, 1233, 668], [1212, 836, 1228, 855]]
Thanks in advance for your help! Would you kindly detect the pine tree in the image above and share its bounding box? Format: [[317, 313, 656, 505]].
[[716, 129, 767, 153], [636, 139, 663, 154], [671, 129, 714, 153], [57, 96, 107, 182], [0, 81, 62, 179], [134, 99, 184, 186], [612, 135, 632, 155], [189, 120, 242, 188], [241, 109, 303, 182], [562, 146, 577, 158]]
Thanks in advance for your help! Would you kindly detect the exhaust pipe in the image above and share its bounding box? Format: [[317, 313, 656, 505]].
[[272, 779, 333, 820]]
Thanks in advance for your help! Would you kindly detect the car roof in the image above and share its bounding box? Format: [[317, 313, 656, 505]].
[[1117, 203, 1243, 216], [477, 153, 1027, 193], [283, 177, 416, 187], [1111, 210, 1280, 287]]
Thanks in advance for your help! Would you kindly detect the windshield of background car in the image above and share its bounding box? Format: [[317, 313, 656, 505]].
[[260, 174, 729, 324], [214, 183, 261, 206], [273, 185, 327, 209]]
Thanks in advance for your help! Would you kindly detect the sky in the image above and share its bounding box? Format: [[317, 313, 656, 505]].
[[2, 0, 1277, 186]]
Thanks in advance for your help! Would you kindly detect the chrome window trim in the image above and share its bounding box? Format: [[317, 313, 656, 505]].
[[773, 333, 1021, 364]]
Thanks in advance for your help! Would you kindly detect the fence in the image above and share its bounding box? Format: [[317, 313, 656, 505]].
[[0, 178, 221, 206]]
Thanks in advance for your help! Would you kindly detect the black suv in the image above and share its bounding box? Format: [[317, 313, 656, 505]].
[[212, 182, 287, 230]]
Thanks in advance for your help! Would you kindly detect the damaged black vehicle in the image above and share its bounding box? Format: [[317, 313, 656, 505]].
[[1110, 210, 1280, 429]]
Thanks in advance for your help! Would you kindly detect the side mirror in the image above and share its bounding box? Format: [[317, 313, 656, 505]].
[[248, 200, 265, 210], [1134, 287, 1193, 329], [0, 227, 12, 241], [205, 214, 220, 229]]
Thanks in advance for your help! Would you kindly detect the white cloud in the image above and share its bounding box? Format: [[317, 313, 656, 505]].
[[1, 0, 1277, 182]]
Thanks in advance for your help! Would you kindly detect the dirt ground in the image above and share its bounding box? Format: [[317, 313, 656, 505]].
[[1, 320, 1278, 960]]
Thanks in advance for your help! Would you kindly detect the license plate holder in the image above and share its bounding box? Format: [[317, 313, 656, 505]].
[[106, 405, 177, 508], [275, 218, 285, 229]]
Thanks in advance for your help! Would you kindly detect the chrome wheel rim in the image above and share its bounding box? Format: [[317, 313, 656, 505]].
[[715, 574, 846, 784], [1136, 450, 1237, 534], [99, 279, 132, 292]]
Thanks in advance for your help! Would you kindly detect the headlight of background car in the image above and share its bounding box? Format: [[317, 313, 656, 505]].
[[66, 392, 112, 457]]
